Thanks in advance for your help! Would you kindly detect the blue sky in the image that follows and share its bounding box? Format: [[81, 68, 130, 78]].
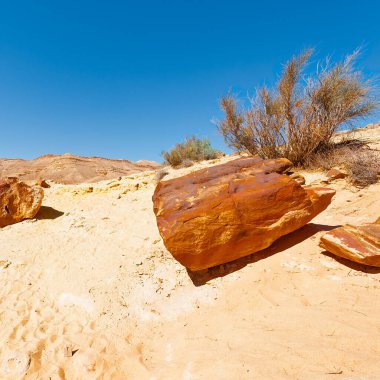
[[0, 0, 379, 161]]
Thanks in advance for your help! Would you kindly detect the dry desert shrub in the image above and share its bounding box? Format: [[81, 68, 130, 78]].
[[162, 136, 222, 167], [155, 168, 169, 182], [345, 150, 379, 186], [305, 141, 379, 186], [218, 49, 378, 165]]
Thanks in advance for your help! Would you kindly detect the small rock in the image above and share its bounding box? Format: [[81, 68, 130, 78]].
[[288, 172, 306, 185], [0, 260, 11, 269], [37, 179, 50, 188], [326, 168, 347, 181], [64, 344, 73, 357], [320, 217, 380, 266]]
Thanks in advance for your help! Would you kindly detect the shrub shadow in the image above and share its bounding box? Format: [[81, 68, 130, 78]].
[[320, 250, 380, 274], [35, 206, 64, 220], [187, 223, 340, 286]]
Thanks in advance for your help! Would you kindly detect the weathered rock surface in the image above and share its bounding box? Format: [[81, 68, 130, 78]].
[[153, 157, 335, 270], [0, 178, 44, 227], [0, 154, 161, 184], [320, 218, 380, 267], [287, 172, 306, 185], [326, 168, 347, 181]]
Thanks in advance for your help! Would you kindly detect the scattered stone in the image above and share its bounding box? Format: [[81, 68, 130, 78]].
[[64, 344, 73, 357], [0, 178, 44, 227], [320, 217, 380, 267], [287, 172, 306, 185], [153, 157, 335, 270], [326, 168, 347, 181], [37, 179, 51, 188], [0, 259, 11, 269]]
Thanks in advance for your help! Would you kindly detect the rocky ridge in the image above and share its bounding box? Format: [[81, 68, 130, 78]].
[[0, 153, 160, 184]]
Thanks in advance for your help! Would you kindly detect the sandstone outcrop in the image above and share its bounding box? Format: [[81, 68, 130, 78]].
[[0, 178, 44, 227], [320, 218, 380, 267], [153, 157, 335, 270], [0, 154, 161, 185]]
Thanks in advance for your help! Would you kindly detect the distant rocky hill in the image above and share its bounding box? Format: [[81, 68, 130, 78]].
[[0, 153, 161, 184]]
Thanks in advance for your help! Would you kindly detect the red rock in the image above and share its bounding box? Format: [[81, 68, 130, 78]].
[[0, 178, 44, 227], [25, 179, 51, 188], [37, 179, 51, 188], [326, 168, 347, 180], [320, 218, 380, 267], [153, 157, 335, 270], [287, 172, 306, 185]]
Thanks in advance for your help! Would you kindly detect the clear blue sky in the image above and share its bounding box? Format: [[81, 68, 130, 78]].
[[0, 0, 379, 161]]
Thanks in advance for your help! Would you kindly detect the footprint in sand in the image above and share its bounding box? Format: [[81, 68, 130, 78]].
[[2, 350, 31, 378], [58, 293, 94, 313]]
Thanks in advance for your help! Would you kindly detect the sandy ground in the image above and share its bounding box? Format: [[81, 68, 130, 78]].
[[1, 130, 380, 379]]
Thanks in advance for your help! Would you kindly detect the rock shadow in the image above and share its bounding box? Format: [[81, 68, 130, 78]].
[[35, 206, 64, 220], [320, 250, 380, 274], [187, 223, 340, 286]]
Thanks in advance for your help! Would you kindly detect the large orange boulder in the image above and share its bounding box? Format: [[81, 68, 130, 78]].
[[0, 178, 44, 227], [320, 218, 380, 267], [153, 157, 335, 270]]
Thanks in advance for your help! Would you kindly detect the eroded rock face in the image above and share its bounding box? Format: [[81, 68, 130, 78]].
[[320, 218, 380, 267], [0, 178, 44, 227], [153, 157, 335, 270]]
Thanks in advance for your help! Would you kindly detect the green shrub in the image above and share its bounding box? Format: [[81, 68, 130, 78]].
[[162, 136, 222, 167]]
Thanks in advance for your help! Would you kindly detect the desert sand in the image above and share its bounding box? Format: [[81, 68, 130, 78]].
[[1, 126, 380, 379]]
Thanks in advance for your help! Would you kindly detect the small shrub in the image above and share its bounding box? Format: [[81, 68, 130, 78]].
[[155, 168, 169, 182], [345, 150, 379, 186], [218, 49, 378, 165], [303, 141, 379, 187], [162, 136, 222, 167], [180, 158, 194, 168]]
